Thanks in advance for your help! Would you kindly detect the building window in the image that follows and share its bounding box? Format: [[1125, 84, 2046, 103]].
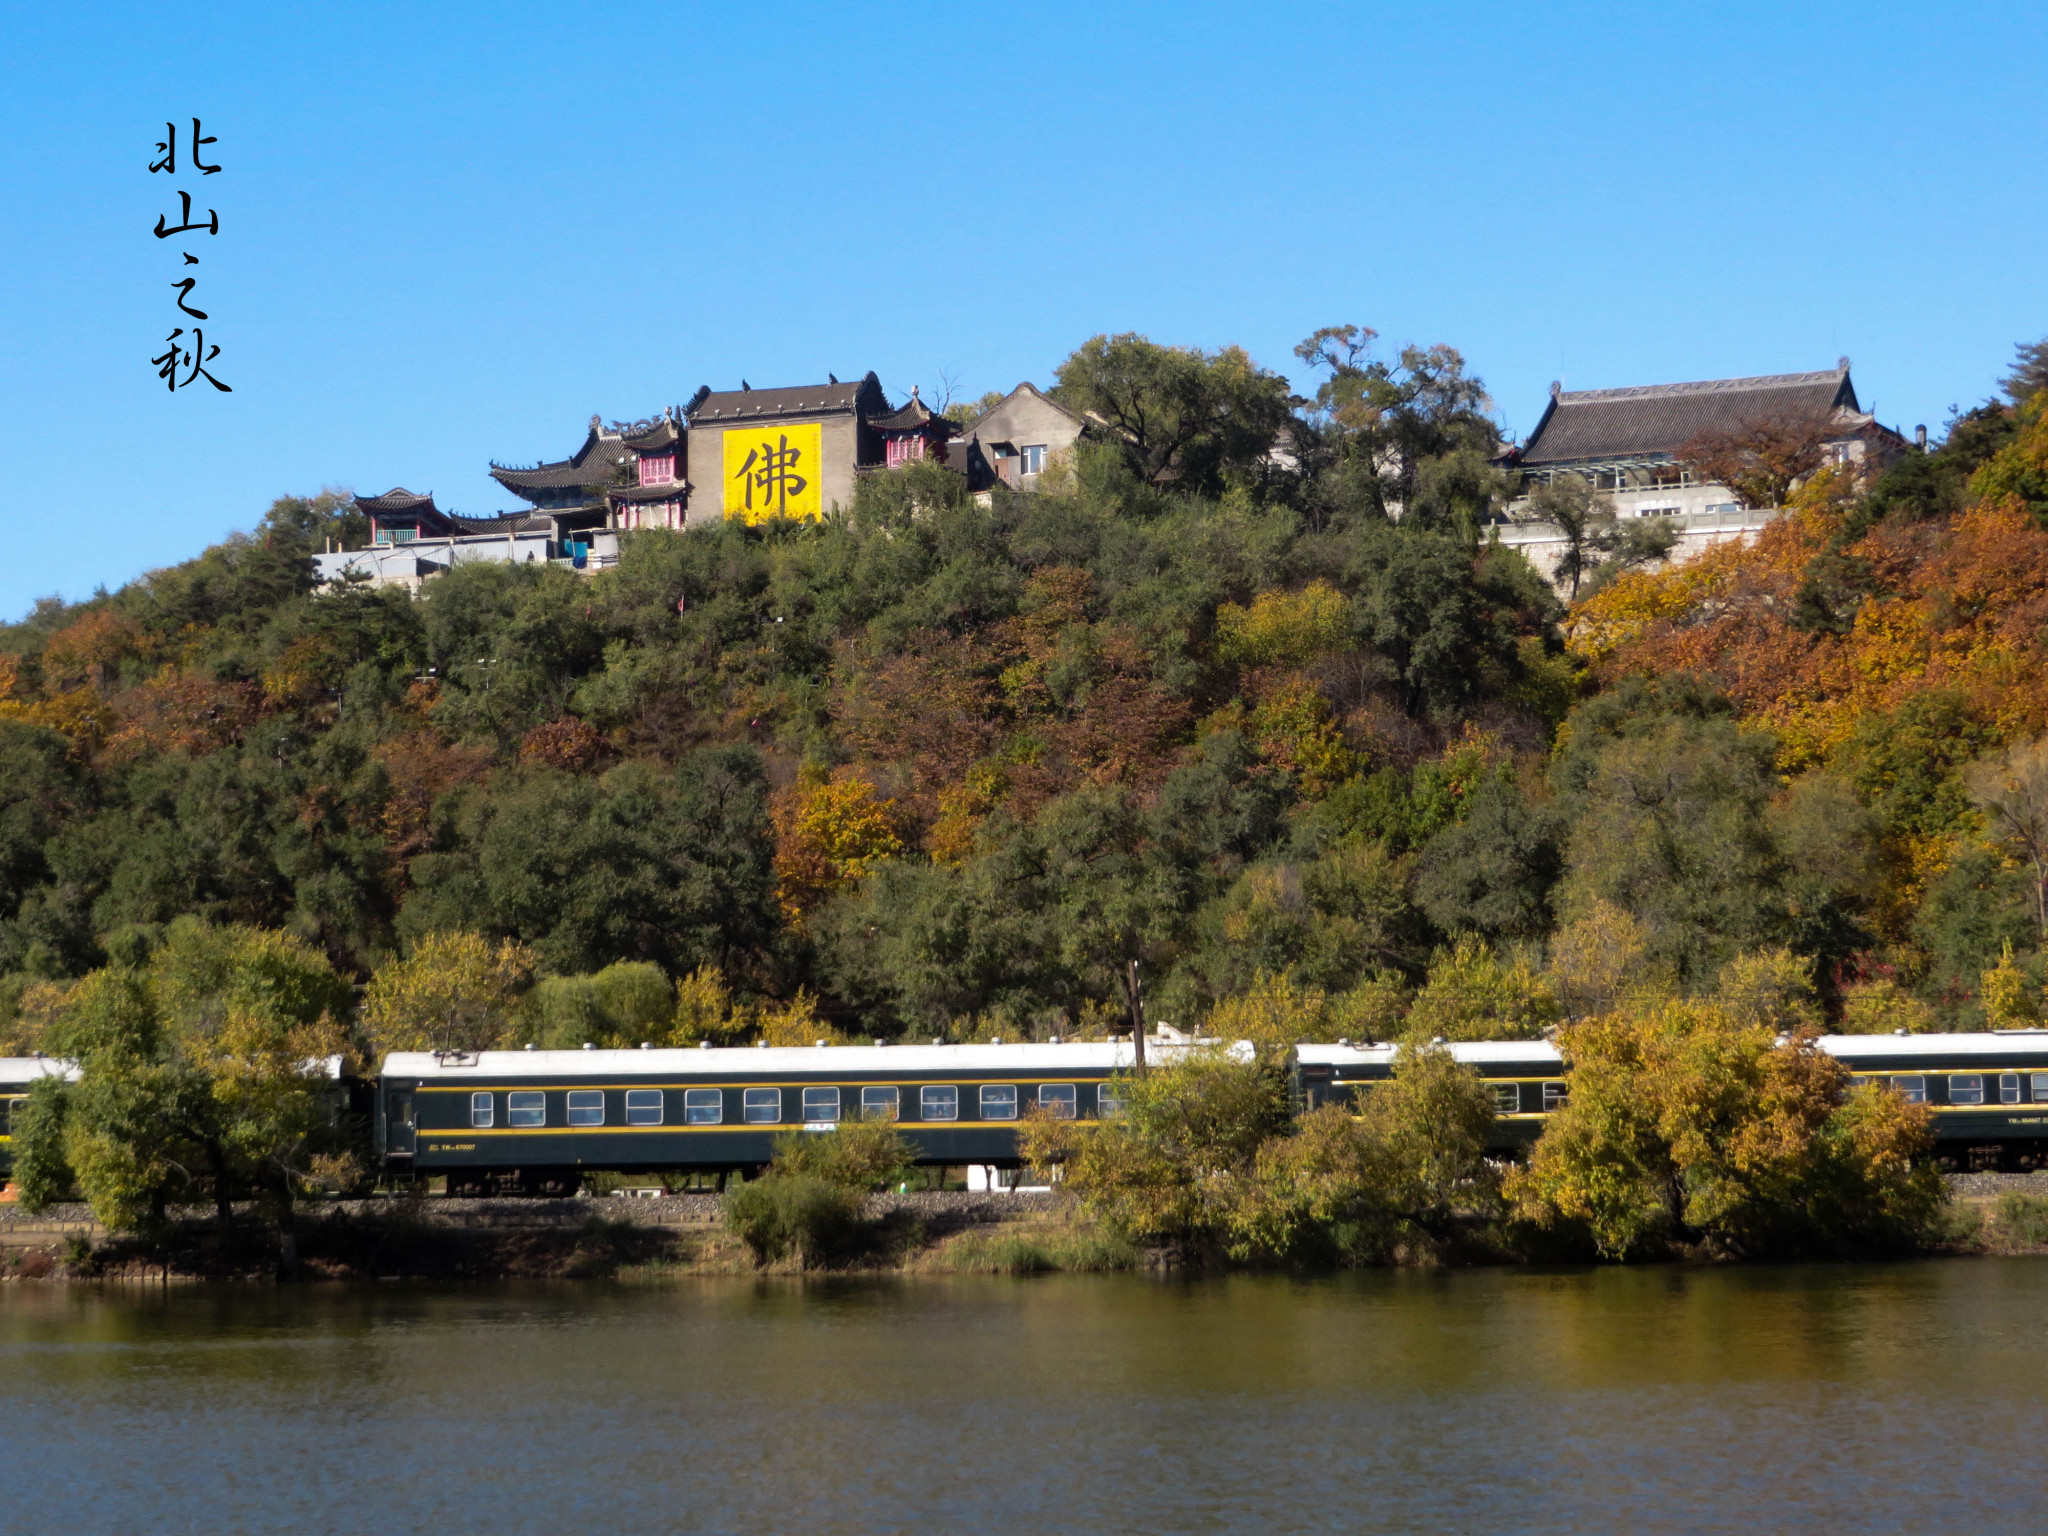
[[470, 1092, 494, 1129], [639, 453, 674, 486], [566, 1090, 605, 1126], [920, 1085, 958, 1121], [1541, 1082, 1569, 1112], [1021, 444, 1047, 476], [625, 1089, 664, 1126], [803, 1086, 840, 1123], [1098, 1083, 1124, 1118], [1949, 1074, 1985, 1106], [860, 1086, 900, 1121], [743, 1087, 781, 1124], [1894, 1075, 1927, 1105], [508, 1091, 546, 1128], [1038, 1083, 1078, 1119], [685, 1088, 723, 1125], [2001, 1073, 2023, 1105], [1492, 1084, 1521, 1115], [980, 1084, 1018, 1121]]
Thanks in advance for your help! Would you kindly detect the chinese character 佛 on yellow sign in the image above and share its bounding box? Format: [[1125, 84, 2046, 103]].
[[722, 422, 824, 523]]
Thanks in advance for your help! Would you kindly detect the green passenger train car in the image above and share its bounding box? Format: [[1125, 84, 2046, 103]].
[[1297, 1032, 2048, 1169], [1821, 1031, 2048, 1170], [1293, 1041, 1569, 1153], [0, 1057, 77, 1185], [374, 1042, 1239, 1194]]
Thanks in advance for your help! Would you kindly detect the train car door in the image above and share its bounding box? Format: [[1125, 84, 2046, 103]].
[[385, 1083, 418, 1157]]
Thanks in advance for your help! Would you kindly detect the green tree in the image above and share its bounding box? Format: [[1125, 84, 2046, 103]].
[[361, 930, 536, 1055], [1050, 333, 1293, 496], [1513, 1000, 1942, 1259], [1023, 1049, 1286, 1252], [19, 923, 353, 1238]]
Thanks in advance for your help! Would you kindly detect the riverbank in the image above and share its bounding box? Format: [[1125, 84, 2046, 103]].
[[0, 1190, 1114, 1282], [7, 1175, 2048, 1282]]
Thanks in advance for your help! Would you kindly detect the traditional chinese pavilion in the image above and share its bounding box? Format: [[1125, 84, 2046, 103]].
[[869, 386, 956, 468], [604, 407, 691, 531]]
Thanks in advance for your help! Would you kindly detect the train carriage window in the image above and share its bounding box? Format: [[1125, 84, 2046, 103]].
[[508, 1091, 546, 1128], [2034, 1074, 2048, 1104], [980, 1084, 1019, 1121], [2001, 1073, 2023, 1105], [1949, 1074, 1985, 1106], [625, 1089, 664, 1126], [743, 1087, 781, 1124], [566, 1090, 605, 1126], [1492, 1085, 1521, 1115], [1541, 1082, 1569, 1112], [803, 1087, 841, 1123], [1038, 1083, 1078, 1119], [470, 1092, 494, 1129], [1893, 1075, 1927, 1105], [861, 1086, 900, 1121], [685, 1088, 723, 1125], [1097, 1083, 1124, 1118], [920, 1085, 959, 1121]]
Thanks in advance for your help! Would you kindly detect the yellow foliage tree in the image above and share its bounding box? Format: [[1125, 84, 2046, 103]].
[[1215, 580, 1351, 667], [1512, 1000, 1941, 1258], [361, 932, 536, 1055], [1407, 939, 1560, 1041], [771, 769, 907, 921], [1205, 970, 1331, 1060], [1981, 941, 2041, 1029]]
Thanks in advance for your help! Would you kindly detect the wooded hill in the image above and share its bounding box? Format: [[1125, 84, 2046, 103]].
[[4, 331, 2047, 1054]]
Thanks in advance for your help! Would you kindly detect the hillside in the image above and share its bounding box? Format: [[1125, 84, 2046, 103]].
[[3, 332, 2047, 1048]]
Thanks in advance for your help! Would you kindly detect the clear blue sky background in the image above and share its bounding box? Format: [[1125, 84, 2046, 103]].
[[2, 1, 2042, 620]]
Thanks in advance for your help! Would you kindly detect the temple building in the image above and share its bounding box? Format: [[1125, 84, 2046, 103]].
[[1507, 359, 1906, 520], [949, 382, 1088, 493], [488, 414, 636, 545], [683, 373, 892, 524], [1495, 359, 1913, 588], [603, 407, 693, 531], [867, 385, 956, 470]]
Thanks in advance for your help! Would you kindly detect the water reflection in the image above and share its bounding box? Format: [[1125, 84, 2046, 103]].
[[4, 1263, 2045, 1534]]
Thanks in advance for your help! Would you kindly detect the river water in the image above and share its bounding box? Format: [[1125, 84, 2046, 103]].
[[3, 1262, 2044, 1534]]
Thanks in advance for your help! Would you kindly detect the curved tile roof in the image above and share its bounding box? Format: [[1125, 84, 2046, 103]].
[[1517, 365, 1862, 466]]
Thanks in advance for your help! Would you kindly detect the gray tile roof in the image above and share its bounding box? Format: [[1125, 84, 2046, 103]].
[[490, 416, 634, 496], [607, 480, 692, 504], [870, 391, 949, 434], [1517, 365, 1862, 466], [353, 488, 443, 515], [688, 372, 885, 424], [451, 512, 556, 535]]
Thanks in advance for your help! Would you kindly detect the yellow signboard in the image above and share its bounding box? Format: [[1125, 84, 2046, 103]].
[[721, 422, 824, 524]]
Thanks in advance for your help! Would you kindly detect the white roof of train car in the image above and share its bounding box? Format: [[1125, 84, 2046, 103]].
[[381, 1040, 1255, 1079], [1297, 1041, 1564, 1068], [1819, 1031, 2048, 1059], [0, 1056, 79, 1087]]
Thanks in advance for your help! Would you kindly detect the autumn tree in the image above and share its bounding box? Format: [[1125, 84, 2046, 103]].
[[1967, 736, 2048, 943], [17, 921, 353, 1237], [361, 931, 536, 1055], [1512, 1000, 1942, 1259], [1677, 415, 1837, 510]]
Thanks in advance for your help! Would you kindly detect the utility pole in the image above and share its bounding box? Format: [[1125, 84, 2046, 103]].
[[1128, 957, 1147, 1076]]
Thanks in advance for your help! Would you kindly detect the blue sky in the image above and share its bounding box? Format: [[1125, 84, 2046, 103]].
[[2, 1, 2042, 619]]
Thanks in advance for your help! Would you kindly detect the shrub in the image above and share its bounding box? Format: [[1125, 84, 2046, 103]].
[[724, 1175, 863, 1267], [1996, 1192, 2048, 1246], [765, 1118, 913, 1192]]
